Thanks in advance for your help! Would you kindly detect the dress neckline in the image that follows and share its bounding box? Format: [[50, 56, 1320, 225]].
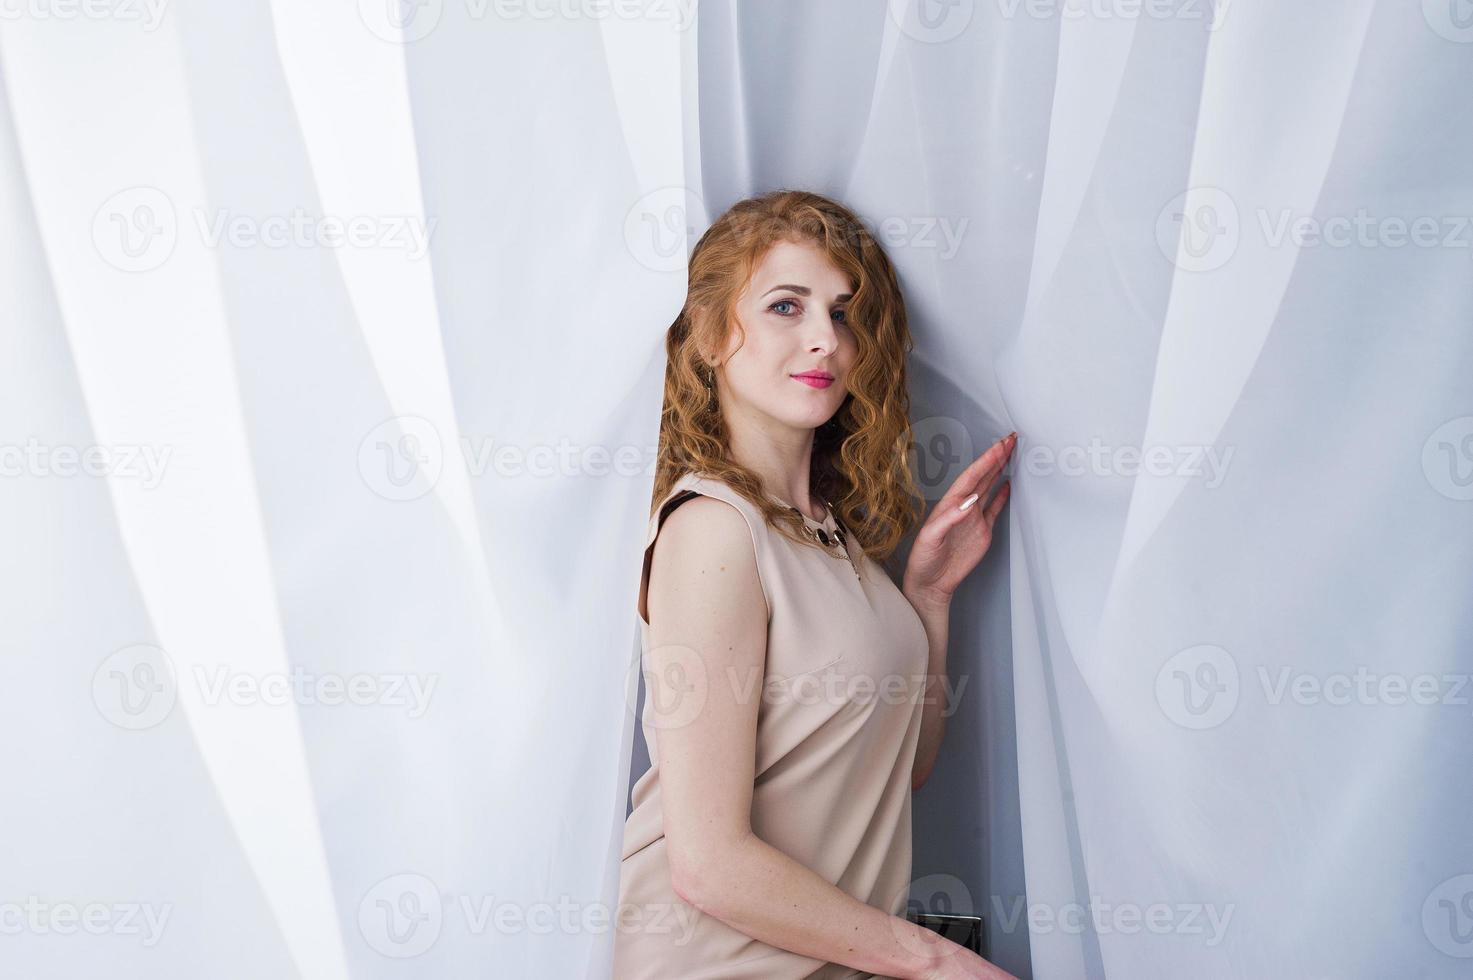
[[679, 473, 836, 529], [760, 490, 833, 527]]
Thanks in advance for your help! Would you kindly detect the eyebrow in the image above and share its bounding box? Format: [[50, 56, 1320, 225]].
[[762, 284, 853, 302]]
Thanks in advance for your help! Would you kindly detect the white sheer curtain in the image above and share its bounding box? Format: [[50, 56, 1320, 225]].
[[3, 1, 1469, 978]]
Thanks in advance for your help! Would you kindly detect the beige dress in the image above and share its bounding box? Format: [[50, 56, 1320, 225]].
[[613, 472, 931, 980]]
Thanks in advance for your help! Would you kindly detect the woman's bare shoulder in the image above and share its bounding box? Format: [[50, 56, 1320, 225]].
[[648, 493, 769, 625]]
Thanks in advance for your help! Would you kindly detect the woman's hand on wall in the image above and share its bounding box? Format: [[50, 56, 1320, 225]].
[[901, 431, 1016, 606]]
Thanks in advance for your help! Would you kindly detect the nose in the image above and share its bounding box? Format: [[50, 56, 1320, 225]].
[[804, 312, 841, 355]]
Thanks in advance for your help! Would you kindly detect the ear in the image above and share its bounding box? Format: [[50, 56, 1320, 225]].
[[690, 303, 732, 367]]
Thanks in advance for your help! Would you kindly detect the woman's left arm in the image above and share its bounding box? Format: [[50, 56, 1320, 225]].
[[900, 431, 1016, 790], [901, 588, 953, 790]]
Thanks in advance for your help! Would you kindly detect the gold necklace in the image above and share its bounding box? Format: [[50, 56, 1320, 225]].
[[784, 497, 861, 580]]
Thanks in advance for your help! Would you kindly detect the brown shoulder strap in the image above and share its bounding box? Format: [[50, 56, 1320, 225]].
[[638, 489, 701, 625]]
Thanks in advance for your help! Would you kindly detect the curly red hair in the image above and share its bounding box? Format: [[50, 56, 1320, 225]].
[[651, 189, 925, 564]]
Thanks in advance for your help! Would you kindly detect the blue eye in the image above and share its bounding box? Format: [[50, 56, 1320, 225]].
[[768, 299, 850, 325]]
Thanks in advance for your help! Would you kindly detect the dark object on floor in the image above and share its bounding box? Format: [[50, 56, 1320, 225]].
[[905, 909, 987, 958]]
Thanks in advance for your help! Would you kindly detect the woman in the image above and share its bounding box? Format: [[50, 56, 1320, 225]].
[[614, 190, 1018, 980]]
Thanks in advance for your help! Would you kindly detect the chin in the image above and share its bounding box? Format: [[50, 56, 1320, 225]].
[[764, 389, 845, 430], [785, 407, 842, 431]]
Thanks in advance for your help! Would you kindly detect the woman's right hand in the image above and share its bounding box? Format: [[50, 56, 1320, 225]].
[[921, 941, 1021, 980]]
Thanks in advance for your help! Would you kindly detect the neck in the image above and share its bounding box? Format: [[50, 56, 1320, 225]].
[[722, 402, 820, 519]]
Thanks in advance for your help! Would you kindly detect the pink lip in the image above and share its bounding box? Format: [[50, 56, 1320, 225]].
[[792, 373, 834, 389]]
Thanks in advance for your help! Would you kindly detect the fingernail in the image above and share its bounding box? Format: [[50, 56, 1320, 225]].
[[958, 492, 980, 512]]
